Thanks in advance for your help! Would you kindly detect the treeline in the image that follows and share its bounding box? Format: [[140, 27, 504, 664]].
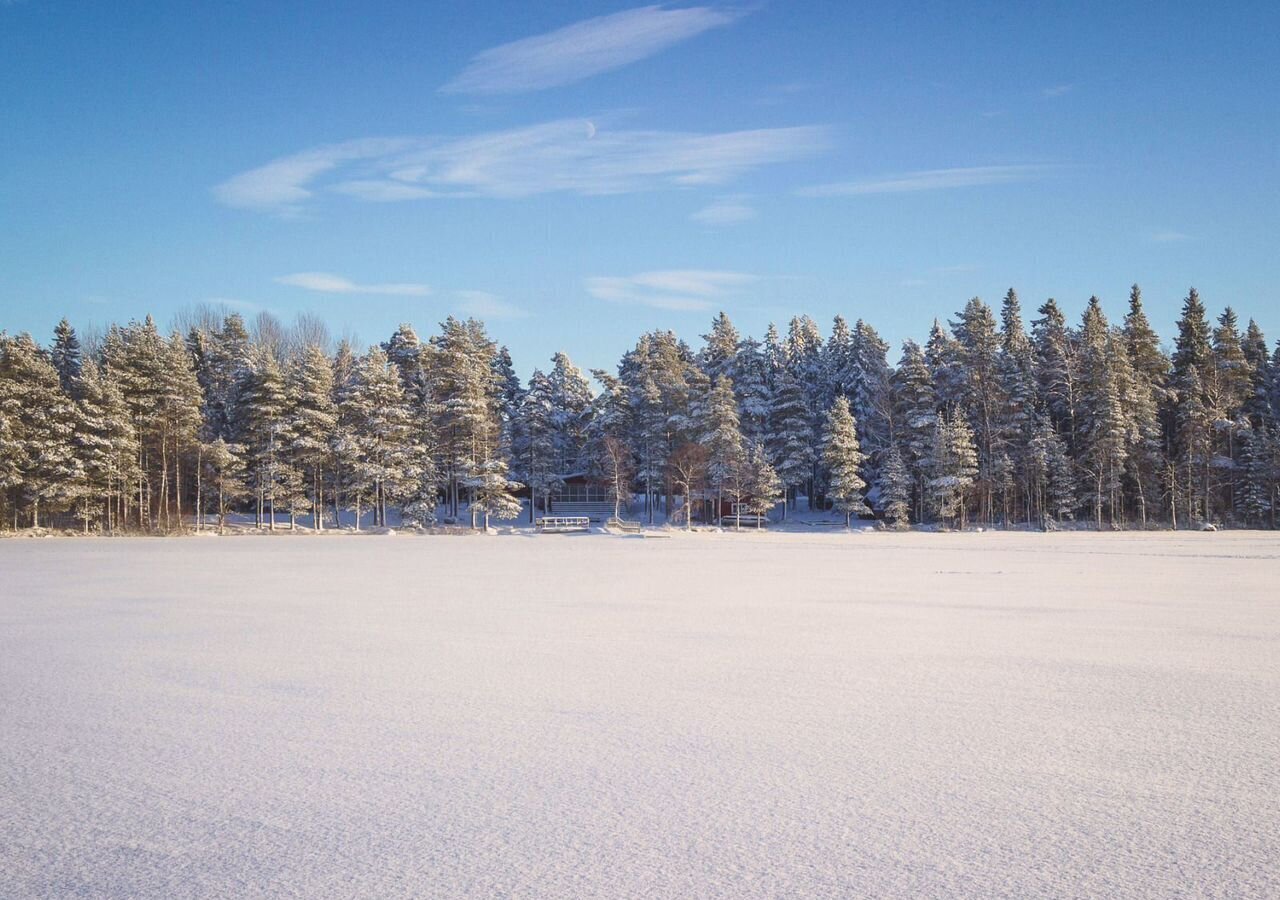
[[1, 286, 1278, 533]]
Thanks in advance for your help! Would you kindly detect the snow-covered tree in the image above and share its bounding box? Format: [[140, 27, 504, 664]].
[[706, 376, 747, 515], [742, 441, 783, 521], [877, 444, 912, 529], [893, 340, 937, 521], [699, 312, 740, 383], [926, 410, 978, 529], [822, 396, 869, 527], [668, 441, 709, 529], [732, 336, 772, 443], [766, 367, 814, 517], [201, 438, 247, 533], [514, 369, 561, 522], [1, 333, 83, 527], [51, 318, 83, 397], [1076, 298, 1128, 529], [283, 344, 338, 530]]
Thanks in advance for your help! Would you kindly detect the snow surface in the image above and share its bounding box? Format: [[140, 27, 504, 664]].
[[2, 531, 1278, 898]]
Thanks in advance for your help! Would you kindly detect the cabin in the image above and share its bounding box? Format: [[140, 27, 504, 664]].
[[548, 473, 616, 522]]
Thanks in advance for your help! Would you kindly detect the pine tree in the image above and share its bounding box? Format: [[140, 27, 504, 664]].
[[384, 323, 429, 404], [0, 371, 21, 529], [822, 396, 869, 527], [0, 333, 82, 528], [73, 361, 138, 533], [201, 438, 247, 533], [282, 344, 338, 530], [241, 347, 289, 530], [351, 347, 416, 528], [433, 318, 504, 521], [466, 456, 522, 529]]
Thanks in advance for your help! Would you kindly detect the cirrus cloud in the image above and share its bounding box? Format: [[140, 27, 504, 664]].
[[585, 269, 757, 312], [798, 165, 1058, 197], [691, 194, 757, 226], [215, 120, 828, 215], [275, 272, 431, 297], [441, 5, 744, 95]]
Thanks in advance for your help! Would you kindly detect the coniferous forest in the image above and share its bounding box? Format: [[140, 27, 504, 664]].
[[2, 285, 1278, 534]]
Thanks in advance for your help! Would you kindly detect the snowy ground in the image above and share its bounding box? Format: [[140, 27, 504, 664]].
[[2, 532, 1278, 898]]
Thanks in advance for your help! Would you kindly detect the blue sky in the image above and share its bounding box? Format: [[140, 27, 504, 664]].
[[2, 1, 1277, 375]]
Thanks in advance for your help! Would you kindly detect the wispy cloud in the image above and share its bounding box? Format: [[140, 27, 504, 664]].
[[216, 120, 827, 214], [440, 5, 743, 95], [1041, 83, 1074, 99], [585, 269, 756, 312], [691, 194, 757, 226], [214, 139, 413, 213], [455, 290, 530, 320], [1148, 230, 1192, 243], [798, 165, 1056, 197], [275, 272, 431, 297]]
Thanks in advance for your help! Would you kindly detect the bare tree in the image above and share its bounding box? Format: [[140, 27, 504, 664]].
[[599, 435, 634, 520], [668, 442, 710, 530], [289, 312, 333, 358]]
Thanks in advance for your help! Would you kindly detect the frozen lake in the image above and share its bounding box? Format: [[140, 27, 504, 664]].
[[2, 531, 1278, 898]]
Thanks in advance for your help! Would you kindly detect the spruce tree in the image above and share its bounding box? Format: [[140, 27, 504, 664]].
[[1076, 299, 1128, 529], [926, 411, 978, 529], [699, 312, 740, 383], [514, 369, 561, 521], [706, 376, 747, 521], [892, 340, 937, 521], [766, 367, 814, 517], [822, 396, 869, 527], [877, 444, 912, 529], [547, 351, 593, 474], [952, 297, 1005, 524], [733, 336, 773, 443], [51, 318, 83, 397], [1032, 299, 1080, 450]]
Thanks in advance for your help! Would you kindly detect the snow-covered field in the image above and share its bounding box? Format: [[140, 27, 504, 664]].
[[2, 532, 1277, 898]]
